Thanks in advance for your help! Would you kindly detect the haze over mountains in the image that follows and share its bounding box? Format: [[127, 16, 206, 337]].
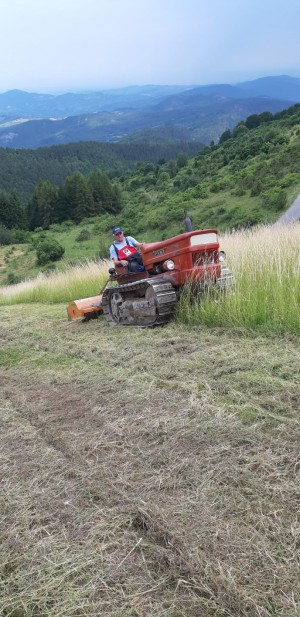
[[0, 75, 299, 149]]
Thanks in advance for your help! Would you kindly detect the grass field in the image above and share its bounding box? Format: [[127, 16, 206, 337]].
[[0, 303, 299, 617]]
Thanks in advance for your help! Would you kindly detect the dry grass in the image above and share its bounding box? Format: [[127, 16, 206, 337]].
[[0, 260, 110, 305], [178, 222, 300, 333], [220, 221, 300, 274], [0, 304, 299, 616]]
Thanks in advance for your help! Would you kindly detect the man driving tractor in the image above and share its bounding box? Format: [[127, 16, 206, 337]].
[[109, 226, 144, 272]]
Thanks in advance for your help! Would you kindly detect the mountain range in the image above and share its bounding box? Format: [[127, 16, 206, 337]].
[[0, 75, 299, 148]]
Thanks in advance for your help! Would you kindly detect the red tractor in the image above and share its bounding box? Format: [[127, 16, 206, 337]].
[[67, 223, 235, 327]]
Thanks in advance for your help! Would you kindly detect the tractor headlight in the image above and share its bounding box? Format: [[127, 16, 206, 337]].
[[164, 259, 175, 270], [219, 251, 226, 262]]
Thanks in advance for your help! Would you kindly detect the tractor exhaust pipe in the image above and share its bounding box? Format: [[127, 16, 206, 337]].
[[184, 210, 192, 232]]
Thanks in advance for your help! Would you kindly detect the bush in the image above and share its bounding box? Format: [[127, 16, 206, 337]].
[[0, 225, 16, 245], [75, 228, 91, 242], [14, 229, 31, 243], [6, 272, 21, 285], [42, 263, 57, 275], [261, 188, 287, 211], [36, 238, 65, 265], [31, 232, 47, 248]]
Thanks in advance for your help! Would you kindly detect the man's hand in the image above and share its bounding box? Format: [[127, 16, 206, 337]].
[[120, 260, 128, 267]]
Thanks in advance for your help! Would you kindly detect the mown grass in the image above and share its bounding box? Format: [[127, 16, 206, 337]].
[[0, 304, 299, 617], [0, 223, 299, 334]]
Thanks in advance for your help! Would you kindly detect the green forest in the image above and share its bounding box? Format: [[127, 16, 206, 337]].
[[1, 103, 300, 284]]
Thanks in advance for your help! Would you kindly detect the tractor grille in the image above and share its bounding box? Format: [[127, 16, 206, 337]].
[[192, 250, 218, 266]]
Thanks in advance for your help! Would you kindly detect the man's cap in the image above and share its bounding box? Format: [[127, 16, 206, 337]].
[[112, 226, 123, 235]]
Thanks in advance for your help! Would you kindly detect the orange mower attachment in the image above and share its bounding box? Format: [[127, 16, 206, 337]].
[[67, 294, 103, 321]]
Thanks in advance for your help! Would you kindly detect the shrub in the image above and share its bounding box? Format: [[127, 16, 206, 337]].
[[0, 225, 16, 245], [261, 188, 287, 211], [14, 229, 31, 243], [42, 263, 57, 275], [31, 232, 47, 248], [75, 228, 91, 242], [36, 238, 65, 265], [6, 272, 21, 285], [192, 184, 209, 199]]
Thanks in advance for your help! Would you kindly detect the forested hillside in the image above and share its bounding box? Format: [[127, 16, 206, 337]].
[[119, 103, 300, 236], [1, 103, 300, 286], [1, 104, 300, 231], [0, 140, 201, 202]]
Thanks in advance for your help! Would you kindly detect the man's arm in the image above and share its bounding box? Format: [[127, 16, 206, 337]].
[[127, 236, 143, 249], [114, 257, 128, 266]]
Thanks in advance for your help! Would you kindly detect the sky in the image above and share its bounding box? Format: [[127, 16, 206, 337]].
[[1, 0, 300, 93]]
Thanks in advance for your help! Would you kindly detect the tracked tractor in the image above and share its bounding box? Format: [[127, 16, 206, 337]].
[[67, 221, 235, 327]]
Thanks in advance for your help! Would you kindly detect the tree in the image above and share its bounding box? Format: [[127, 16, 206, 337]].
[[27, 181, 58, 230], [245, 114, 261, 130], [0, 190, 26, 229], [57, 172, 94, 223], [220, 129, 233, 143], [88, 170, 122, 215], [176, 153, 188, 169], [0, 224, 16, 245], [258, 111, 273, 124]]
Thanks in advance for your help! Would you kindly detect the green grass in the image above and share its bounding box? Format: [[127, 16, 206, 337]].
[[0, 218, 111, 287]]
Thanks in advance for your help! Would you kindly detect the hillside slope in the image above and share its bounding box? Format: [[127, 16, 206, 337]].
[[116, 103, 300, 235]]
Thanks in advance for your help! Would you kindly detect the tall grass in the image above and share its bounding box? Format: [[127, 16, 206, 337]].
[[0, 259, 110, 305], [177, 222, 300, 334]]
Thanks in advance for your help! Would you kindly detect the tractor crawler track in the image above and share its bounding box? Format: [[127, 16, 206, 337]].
[[102, 278, 177, 327]]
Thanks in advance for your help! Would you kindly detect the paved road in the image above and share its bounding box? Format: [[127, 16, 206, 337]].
[[277, 193, 300, 224]]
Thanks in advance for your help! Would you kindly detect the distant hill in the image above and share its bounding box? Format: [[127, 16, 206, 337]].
[[180, 75, 300, 101], [0, 85, 194, 119], [0, 76, 299, 148], [236, 75, 300, 101]]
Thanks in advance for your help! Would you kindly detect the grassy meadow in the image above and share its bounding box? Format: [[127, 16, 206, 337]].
[[1, 222, 299, 335]]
